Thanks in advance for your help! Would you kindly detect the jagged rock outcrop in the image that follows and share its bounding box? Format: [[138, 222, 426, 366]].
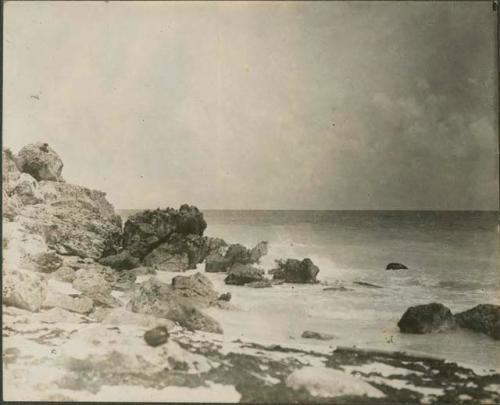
[[271, 258, 320, 283], [3, 145, 123, 259], [122, 205, 207, 259], [205, 241, 268, 273], [454, 304, 500, 340], [15, 142, 64, 182], [398, 303, 456, 334]]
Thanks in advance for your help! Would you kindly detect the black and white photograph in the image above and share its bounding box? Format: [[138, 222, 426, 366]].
[[2, 0, 499, 402]]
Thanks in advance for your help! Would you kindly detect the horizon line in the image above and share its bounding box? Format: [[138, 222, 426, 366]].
[[116, 208, 500, 213]]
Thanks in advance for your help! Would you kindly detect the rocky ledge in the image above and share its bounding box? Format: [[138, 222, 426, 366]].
[[3, 143, 500, 402]]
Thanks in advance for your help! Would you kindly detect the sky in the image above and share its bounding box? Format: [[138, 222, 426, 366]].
[[3, 1, 498, 210]]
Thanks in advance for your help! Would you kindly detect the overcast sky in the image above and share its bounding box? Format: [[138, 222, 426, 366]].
[[4, 1, 498, 210]]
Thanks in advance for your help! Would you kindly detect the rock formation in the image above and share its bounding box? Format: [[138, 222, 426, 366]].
[[271, 258, 320, 283], [16, 142, 64, 182], [386, 262, 408, 270]]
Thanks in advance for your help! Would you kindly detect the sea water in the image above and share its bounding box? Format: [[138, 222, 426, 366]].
[[120, 210, 500, 370]]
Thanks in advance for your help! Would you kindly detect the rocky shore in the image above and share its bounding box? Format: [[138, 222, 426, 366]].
[[3, 143, 500, 403]]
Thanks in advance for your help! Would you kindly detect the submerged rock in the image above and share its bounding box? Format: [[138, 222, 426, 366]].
[[224, 263, 265, 285], [16, 142, 64, 182], [144, 326, 170, 347], [246, 280, 272, 288], [3, 269, 47, 312], [455, 304, 500, 340], [386, 262, 408, 270], [98, 250, 141, 270], [301, 330, 335, 340], [398, 303, 456, 334], [218, 292, 232, 302], [123, 205, 207, 259], [271, 258, 319, 283]]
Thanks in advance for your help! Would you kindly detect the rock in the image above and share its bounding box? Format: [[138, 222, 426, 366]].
[[30, 251, 63, 273], [323, 286, 353, 292], [246, 280, 272, 288], [224, 244, 253, 265], [128, 277, 222, 333], [16, 181, 122, 259], [3, 269, 47, 312], [128, 277, 179, 317], [353, 281, 383, 289], [224, 264, 265, 285], [271, 258, 319, 283], [72, 268, 119, 308], [218, 292, 231, 302], [3, 148, 21, 186], [102, 308, 176, 330], [10, 173, 44, 205], [454, 304, 500, 340], [171, 272, 218, 306], [301, 330, 335, 340], [43, 290, 94, 314], [398, 303, 456, 334], [49, 266, 77, 283], [203, 237, 228, 257], [205, 253, 230, 273], [130, 266, 157, 276], [123, 205, 207, 259], [386, 262, 408, 270], [143, 248, 190, 272], [249, 241, 268, 263], [286, 366, 385, 398], [98, 250, 140, 270], [144, 326, 169, 347], [3, 190, 21, 221], [15, 142, 64, 182], [166, 304, 223, 334]]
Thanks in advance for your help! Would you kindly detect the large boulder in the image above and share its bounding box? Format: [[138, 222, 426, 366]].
[[98, 250, 140, 270], [72, 268, 120, 308], [16, 181, 122, 259], [454, 304, 500, 340], [166, 304, 222, 334], [271, 258, 320, 283], [224, 263, 265, 285], [398, 303, 456, 334], [3, 269, 47, 312], [15, 142, 64, 182], [123, 205, 207, 259]]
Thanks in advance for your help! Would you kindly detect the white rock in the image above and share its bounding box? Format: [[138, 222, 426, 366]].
[[286, 366, 385, 398], [3, 269, 47, 312]]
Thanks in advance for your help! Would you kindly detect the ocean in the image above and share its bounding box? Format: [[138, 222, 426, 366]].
[[119, 209, 500, 370]]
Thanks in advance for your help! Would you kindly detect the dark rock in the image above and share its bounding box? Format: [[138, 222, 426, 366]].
[[16, 142, 64, 182], [144, 326, 169, 347], [225, 241, 268, 266], [205, 253, 230, 273], [203, 237, 228, 258], [122, 205, 207, 259], [301, 330, 335, 340], [218, 292, 231, 302], [271, 258, 319, 283], [386, 262, 408, 270], [454, 304, 500, 340], [246, 280, 272, 288], [323, 286, 353, 292], [224, 264, 265, 285], [98, 250, 141, 270], [249, 241, 268, 263], [398, 303, 456, 334]]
